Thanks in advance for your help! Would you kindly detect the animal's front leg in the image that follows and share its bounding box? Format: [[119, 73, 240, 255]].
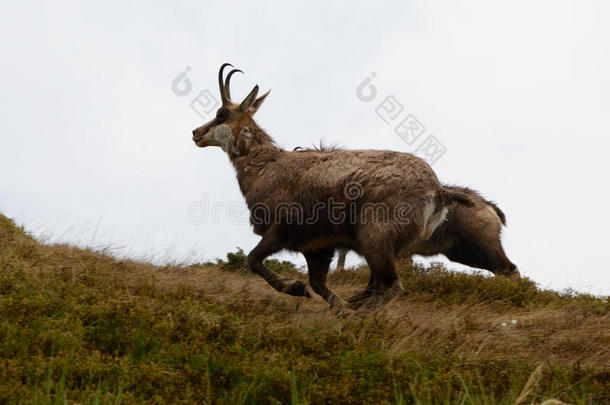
[[304, 249, 347, 310], [247, 227, 311, 298]]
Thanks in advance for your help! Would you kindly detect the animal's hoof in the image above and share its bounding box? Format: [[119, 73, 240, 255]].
[[283, 280, 311, 298], [327, 295, 351, 315], [346, 297, 365, 310], [346, 290, 373, 309]]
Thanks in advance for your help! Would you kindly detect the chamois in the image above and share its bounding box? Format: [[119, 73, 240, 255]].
[[335, 186, 519, 277], [192, 63, 474, 309]]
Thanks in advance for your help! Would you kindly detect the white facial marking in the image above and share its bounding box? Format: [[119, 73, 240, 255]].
[[214, 124, 233, 153]]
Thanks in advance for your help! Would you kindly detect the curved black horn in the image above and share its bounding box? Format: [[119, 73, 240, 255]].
[[224, 69, 243, 101], [218, 63, 233, 104]]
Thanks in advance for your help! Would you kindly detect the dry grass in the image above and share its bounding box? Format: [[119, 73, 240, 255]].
[[0, 213, 608, 404]]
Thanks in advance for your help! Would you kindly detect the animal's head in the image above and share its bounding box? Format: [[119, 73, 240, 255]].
[[192, 63, 270, 149]]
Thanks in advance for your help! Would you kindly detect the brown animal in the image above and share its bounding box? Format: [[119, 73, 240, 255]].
[[192, 63, 474, 310], [335, 186, 519, 277]]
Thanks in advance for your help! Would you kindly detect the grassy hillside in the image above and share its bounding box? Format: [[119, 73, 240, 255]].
[[0, 213, 608, 404]]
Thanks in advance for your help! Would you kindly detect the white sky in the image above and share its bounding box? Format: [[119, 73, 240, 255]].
[[1, 1, 609, 295]]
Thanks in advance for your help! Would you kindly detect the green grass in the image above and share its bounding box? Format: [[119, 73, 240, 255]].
[[0, 213, 608, 404]]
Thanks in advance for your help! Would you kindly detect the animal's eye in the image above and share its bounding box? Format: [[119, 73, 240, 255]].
[[216, 108, 227, 119]]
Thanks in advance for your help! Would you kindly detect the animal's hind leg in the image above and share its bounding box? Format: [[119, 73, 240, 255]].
[[360, 249, 405, 309], [347, 272, 376, 309], [248, 227, 311, 298], [348, 229, 405, 309], [304, 248, 347, 309]]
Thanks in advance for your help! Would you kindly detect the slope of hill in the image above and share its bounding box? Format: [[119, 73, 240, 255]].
[[0, 213, 608, 404]]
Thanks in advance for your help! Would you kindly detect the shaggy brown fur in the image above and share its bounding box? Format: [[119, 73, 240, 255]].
[[192, 64, 475, 310], [336, 186, 518, 277]]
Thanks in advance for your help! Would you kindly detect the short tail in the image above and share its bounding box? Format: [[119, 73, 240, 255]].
[[488, 201, 507, 226], [438, 187, 475, 207]]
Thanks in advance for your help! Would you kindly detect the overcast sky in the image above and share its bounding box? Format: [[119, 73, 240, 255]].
[[1, 1, 609, 295]]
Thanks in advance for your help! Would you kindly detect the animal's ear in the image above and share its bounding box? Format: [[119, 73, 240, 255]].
[[239, 85, 259, 111], [250, 90, 270, 114]]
